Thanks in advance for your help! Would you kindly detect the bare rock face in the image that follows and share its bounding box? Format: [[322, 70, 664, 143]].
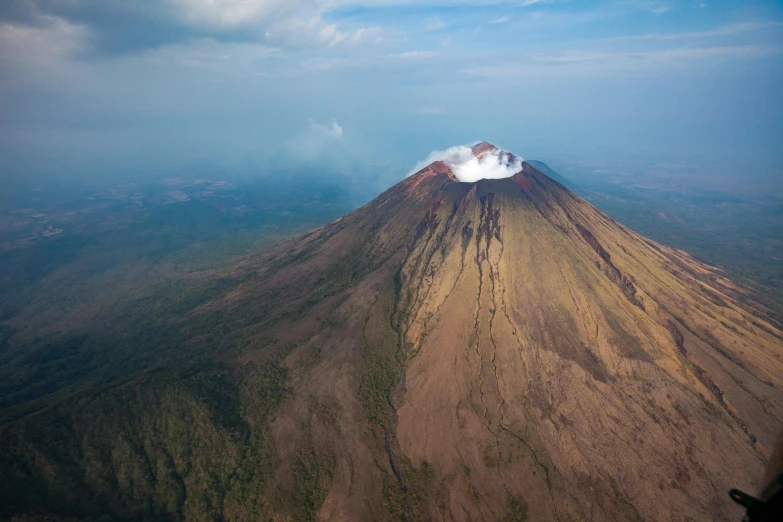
[[471, 141, 499, 159], [227, 145, 783, 521]]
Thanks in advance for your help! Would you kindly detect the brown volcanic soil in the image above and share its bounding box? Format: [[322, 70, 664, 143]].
[[209, 146, 783, 520], [3, 145, 781, 521]]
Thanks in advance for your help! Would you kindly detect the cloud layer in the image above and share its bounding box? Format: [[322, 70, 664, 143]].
[[408, 145, 524, 182]]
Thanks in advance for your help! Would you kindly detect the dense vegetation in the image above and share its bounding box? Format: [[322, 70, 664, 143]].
[[1, 362, 287, 520], [0, 173, 358, 520]]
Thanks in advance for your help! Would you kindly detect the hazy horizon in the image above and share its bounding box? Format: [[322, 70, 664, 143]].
[[1, 0, 782, 196]]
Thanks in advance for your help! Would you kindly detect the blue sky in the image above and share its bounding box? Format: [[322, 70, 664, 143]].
[[0, 0, 781, 192]]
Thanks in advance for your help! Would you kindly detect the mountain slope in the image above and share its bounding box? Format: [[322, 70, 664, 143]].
[[524, 159, 578, 191], [2, 143, 782, 521]]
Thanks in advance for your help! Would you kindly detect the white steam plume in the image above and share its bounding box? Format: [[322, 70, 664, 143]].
[[407, 144, 523, 182]]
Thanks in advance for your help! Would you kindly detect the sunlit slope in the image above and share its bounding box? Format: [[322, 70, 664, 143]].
[[2, 152, 781, 521], [390, 165, 783, 521]]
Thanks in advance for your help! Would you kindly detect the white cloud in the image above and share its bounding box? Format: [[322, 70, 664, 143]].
[[171, 0, 295, 28], [310, 118, 344, 139], [169, 1, 382, 49], [265, 15, 381, 48], [408, 144, 524, 182], [286, 117, 350, 166], [0, 15, 90, 88], [0, 16, 89, 64], [167, 1, 551, 32]]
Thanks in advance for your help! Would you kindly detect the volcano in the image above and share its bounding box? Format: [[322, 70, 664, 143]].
[[3, 143, 782, 521], [228, 142, 782, 520]]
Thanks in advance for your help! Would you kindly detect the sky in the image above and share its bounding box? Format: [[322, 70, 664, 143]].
[[0, 0, 781, 193]]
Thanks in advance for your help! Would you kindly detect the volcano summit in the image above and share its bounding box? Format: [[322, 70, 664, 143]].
[[406, 142, 524, 182], [2, 143, 782, 521]]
